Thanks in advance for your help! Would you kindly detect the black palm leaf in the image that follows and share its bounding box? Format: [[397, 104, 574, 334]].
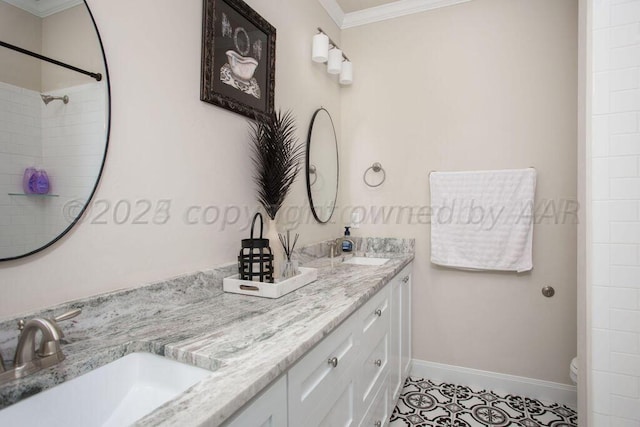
[[249, 110, 304, 220]]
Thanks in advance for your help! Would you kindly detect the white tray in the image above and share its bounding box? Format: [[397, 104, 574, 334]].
[[223, 267, 318, 299]]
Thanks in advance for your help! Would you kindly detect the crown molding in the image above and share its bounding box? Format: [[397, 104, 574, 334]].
[[318, 0, 345, 28], [318, 0, 472, 29], [3, 0, 83, 18]]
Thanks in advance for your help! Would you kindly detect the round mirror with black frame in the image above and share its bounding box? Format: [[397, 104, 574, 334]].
[[306, 107, 338, 224], [0, 0, 110, 261]]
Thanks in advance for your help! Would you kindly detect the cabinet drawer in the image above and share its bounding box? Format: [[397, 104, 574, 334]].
[[318, 381, 356, 427], [223, 375, 287, 427], [288, 315, 358, 427], [358, 327, 389, 410], [358, 378, 389, 427], [357, 286, 390, 343]]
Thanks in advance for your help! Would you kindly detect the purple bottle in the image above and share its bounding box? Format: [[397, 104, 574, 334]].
[[34, 170, 50, 194], [23, 167, 36, 194]]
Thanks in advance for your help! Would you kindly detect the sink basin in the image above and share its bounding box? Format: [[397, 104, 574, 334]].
[[343, 256, 390, 266], [0, 352, 211, 427]]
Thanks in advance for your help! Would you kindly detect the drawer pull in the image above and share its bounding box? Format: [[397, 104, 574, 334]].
[[375, 309, 382, 317], [374, 421, 382, 427], [374, 359, 382, 367], [327, 357, 338, 368], [402, 276, 409, 283]]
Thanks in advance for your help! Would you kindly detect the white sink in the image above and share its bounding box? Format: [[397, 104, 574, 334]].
[[0, 352, 211, 427], [343, 256, 390, 266]]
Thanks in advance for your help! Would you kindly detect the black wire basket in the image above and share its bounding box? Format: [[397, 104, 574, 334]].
[[238, 213, 274, 283]]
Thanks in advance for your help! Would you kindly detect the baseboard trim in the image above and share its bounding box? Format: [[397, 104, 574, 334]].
[[410, 359, 577, 408]]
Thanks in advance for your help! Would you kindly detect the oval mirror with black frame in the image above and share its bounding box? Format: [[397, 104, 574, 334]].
[[0, 0, 110, 261], [306, 107, 338, 224]]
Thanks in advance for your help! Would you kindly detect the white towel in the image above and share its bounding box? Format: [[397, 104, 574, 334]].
[[429, 168, 536, 272]]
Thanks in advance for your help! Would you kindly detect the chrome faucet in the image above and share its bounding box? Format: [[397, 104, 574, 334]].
[[0, 308, 81, 385], [326, 240, 338, 268], [326, 239, 337, 257], [15, 317, 64, 367]]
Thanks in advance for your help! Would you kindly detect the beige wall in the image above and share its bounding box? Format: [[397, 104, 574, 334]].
[[342, 0, 578, 383], [0, 0, 343, 316], [41, 5, 106, 92], [0, 2, 42, 91]]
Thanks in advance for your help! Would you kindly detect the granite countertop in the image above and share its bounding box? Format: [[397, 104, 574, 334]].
[[0, 238, 414, 426]]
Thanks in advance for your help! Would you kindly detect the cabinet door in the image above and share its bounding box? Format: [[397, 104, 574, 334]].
[[223, 375, 287, 427], [389, 263, 412, 408], [400, 267, 412, 379], [288, 314, 359, 427], [389, 279, 402, 406]]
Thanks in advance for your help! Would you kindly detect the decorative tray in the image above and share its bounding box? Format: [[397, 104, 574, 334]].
[[223, 267, 318, 299]]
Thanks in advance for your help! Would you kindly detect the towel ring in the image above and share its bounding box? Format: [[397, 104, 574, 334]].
[[308, 164, 318, 186], [363, 162, 385, 187]]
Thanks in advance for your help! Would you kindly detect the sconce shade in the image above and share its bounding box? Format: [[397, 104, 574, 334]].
[[327, 48, 343, 74], [312, 28, 353, 85], [312, 33, 329, 63], [339, 60, 353, 85]]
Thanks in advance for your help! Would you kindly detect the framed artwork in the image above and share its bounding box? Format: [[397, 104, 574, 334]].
[[201, 0, 276, 121]]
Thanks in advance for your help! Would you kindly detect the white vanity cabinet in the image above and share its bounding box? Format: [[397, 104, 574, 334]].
[[289, 262, 412, 427], [226, 262, 412, 427]]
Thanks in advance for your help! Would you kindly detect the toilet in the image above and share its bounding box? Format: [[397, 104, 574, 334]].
[[570, 357, 578, 384]]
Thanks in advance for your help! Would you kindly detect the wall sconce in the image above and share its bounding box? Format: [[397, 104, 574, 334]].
[[312, 28, 352, 86]]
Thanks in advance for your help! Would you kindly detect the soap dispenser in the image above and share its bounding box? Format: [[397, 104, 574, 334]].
[[342, 226, 353, 252]]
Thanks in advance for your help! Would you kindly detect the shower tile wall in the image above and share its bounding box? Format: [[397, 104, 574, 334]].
[[0, 81, 105, 259], [41, 82, 106, 239], [591, 0, 640, 424], [0, 81, 44, 258]]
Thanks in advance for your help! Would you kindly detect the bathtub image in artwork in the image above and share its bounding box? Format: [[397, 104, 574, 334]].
[[220, 13, 261, 100], [202, 0, 274, 119]]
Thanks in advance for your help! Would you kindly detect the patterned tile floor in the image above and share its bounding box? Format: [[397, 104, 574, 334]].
[[390, 378, 577, 427]]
